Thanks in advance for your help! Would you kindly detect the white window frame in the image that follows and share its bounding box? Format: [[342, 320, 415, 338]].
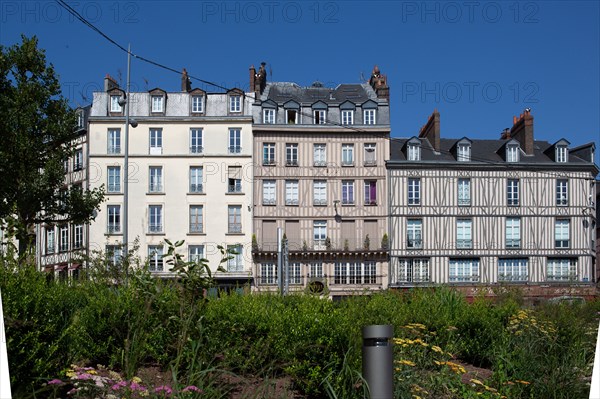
[[341, 180, 355, 205], [289, 262, 302, 284], [458, 178, 470, 206], [556, 146, 568, 163], [498, 258, 528, 282], [106, 245, 123, 267], [505, 217, 521, 249], [407, 219, 423, 249], [263, 108, 275, 124], [313, 180, 327, 206], [110, 95, 122, 112], [189, 166, 203, 193], [263, 143, 275, 165], [364, 180, 377, 205], [285, 180, 299, 206], [262, 180, 276, 205], [334, 262, 377, 285], [59, 225, 69, 252], [456, 219, 472, 249], [408, 178, 421, 205], [228, 205, 242, 233], [190, 128, 203, 154], [227, 244, 244, 271], [191, 95, 203, 113], [189, 205, 203, 233], [148, 245, 164, 272], [149, 205, 163, 233], [364, 143, 376, 166], [285, 109, 298, 124], [149, 166, 163, 193], [396, 258, 430, 283], [286, 143, 299, 166], [260, 262, 277, 284], [73, 224, 83, 249], [507, 145, 519, 162], [449, 258, 479, 282], [107, 166, 121, 193], [188, 245, 205, 263], [46, 226, 55, 254], [74, 149, 83, 171], [313, 144, 326, 166], [556, 179, 568, 206], [547, 258, 576, 281], [228, 128, 242, 154], [108, 129, 121, 154], [314, 109, 326, 125], [341, 110, 354, 125], [151, 95, 164, 113], [310, 262, 323, 278], [107, 205, 121, 234], [457, 144, 471, 162], [149, 128, 163, 155], [341, 144, 354, 166], [313, 221, 327, 249], [554, 219, 570, 248], [507, 179, 519, 206], [408, 144, 420, 161], [229, 95, 241, 112], [363, 109, 376, 125]]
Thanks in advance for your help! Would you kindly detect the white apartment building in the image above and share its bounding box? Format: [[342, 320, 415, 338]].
[[88, 73, 254, 289]]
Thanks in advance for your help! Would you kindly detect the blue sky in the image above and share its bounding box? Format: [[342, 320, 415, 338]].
[[1, 0, 599, 162]]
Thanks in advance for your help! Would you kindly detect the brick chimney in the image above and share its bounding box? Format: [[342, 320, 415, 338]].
[[104, 74, 119, 91], [509, 109, 534, 155], [368, 65, 389, 101], [250, 62, 267, 97], [249, 65, 256, 94], [418, 109, 440, 152], [500, 128, 511, 140], [181, 68, 191, 92]]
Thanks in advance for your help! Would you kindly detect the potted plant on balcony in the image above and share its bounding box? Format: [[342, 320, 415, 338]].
[[363, 234, 370, 250], [381, 233, 389, 250]]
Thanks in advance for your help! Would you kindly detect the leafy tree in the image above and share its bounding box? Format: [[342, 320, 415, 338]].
[[0, 35, 105, 256]]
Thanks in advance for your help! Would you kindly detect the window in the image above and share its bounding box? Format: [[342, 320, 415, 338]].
[[149, 166, 163, 193], [396, 259, 429, 283], [449, 259, 479, 282], [227, 244, 243, 271], [498, 259, 528, 282], [286, 109, 298, 124], [556, 146, 568, 162], [342, 180, 355, 205], [364, 180, 377, 205], [229, 95, 241, 112], [263, 143, 275, 165], [310, 262, 323, 278], [149, 128, 162, 155], [191, 95, 203, 113], [364, 109, 375, 125], [341, 110, 354, 125], [107, 166, 121, 193], [341, 144, 354, 166], [314, 109, 326, 124], [262, 180, 276, 205], [189, 205, 203, 233], [107, 205, 121, 233], [289, 262, 302, 284], [364, 143, 376, 166], [506, 218, 521, 248], [260, 262, 277, 284], [229, 128, 241, 154], [285, 180, 299, 206], [313, 221, 327, 249], [507, 179, 519, 206], [74, 149, 83, 171], [286, 143, 298, 166], [408, 178, 421, 205], [556, 179, 568, 206], [148, 245, 164, 272], [313, 144, 326, 166], [407, 219, 423, 249], [547, 258, 576, 281], [313, 180, 327, 206], [108, 129, 121, 154], [190, 128, 203, 154], [457, 144, 470, 162], [110, 95, 122, 112], [73, 224, 83, 249], [149, 205, 163, 233], [263, 109, 275, 124], [228, 178, 242, 193], [188, 245, 205, 263], [189, 166, 203, 193], [456, 219, 472, 249], [106, 245, 123, 267], [507, 144, 519, 162], [458, 178, 470, 206], [408, 143, 420, 161], [555, 219, 570, 248], [46, 226, 55, 254], [59, 225, 69, 252], [228, 205, 242, 233], [151, 95, 164, 113], [334, 262, 376, 284], [77, 111, 84, 129]]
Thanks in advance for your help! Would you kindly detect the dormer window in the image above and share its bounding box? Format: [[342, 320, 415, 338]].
[[229, 95, 241, 112], [457, 144, 471, 162], [110, 95, 122, 112], [314, 110, 326, 124], [341, 110, 354, 125], [286, 110, 298, 124], [76, 110, 84, 129], [263, 109, 275, 124], [556, 146, 568, 163], [408, 143, 420, 161], [191, 95, 204, 113], [506, 144, 519, 162], [151, 95, 164, 113], [364, 109, 376, 125]]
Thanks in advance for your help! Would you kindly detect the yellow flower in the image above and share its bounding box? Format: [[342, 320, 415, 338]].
[[87, 369, 98, 375], [398, 359, 416, 367], [515, 380, 530, 385], [431, 345, 444, 353], [470, 379, 484, 386], [65, 370, 76, 378], [132, 376, 142, 383]]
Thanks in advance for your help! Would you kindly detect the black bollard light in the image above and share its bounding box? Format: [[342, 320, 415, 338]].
[[362, 325, 394, 399]]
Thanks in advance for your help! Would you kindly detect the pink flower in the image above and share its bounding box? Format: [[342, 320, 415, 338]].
[[154, 385, 173, 395], [76, 372, 92, 380], [182, 385, 202, 393], [130, 381, 147, 392], [67, 388, 79, 395], [48, 379, 63, 385]]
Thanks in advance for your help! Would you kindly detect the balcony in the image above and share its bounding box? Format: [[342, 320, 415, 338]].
[[107, 225, 120, 234], [228, 183, 242, 193], [365, 199, 377, 206], [263, 158, 276, 166], [407, 239, 422, 249], [313, 161, 327, 167], [190, 145, 204, 154], [313, 199, 327, 206], [286, 160, 299, 167], [263, 198, 276, 206], [228, 224, 242, 234], [285, 198, 299, 206], [189, 184, 203, 193], [189, 225, 203, 234], [149, 224, 163, 233], [456, 239, 472, 249], [108, 146, 121, 154], [228, 146, 242, 154]]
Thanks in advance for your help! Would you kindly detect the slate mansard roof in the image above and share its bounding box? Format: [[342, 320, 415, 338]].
[[263, 82, 377, 105]]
